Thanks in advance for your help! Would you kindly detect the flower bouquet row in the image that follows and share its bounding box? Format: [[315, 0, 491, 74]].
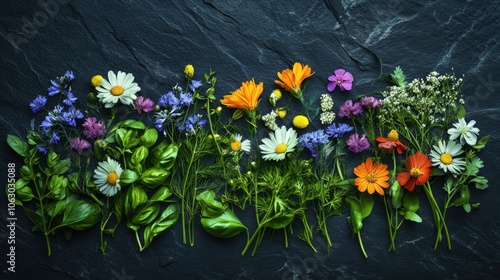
[[7, 62, 489, 257]]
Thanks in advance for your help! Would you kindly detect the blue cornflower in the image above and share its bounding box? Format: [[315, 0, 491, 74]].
[[179, 92, 193, 107], [158, 91, 180, 109], [29, 95, 47, 113], [37, 144, 48, 154], [49, 132, 60, 144], [63, 91, 77, 106], [298, 129, 330, 158], [189, 80, 202, 92], [178, 114, 206, 135], [154, 111, 168, 133], [47, 71, 74, 96], [61, 107, 84, 127], [40, 115, 57, 132], [325, 123, 354, 139]]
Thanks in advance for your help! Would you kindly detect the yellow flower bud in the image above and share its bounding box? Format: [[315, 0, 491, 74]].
[[91, 75, 103, 87], [275, 107, 288, 119], [293, 115, 309, 129], [184, 64, 194, 79]]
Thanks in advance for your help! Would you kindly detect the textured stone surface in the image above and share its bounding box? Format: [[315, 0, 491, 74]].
[[1, 0, 499, 279]]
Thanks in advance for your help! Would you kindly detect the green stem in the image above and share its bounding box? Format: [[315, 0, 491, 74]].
[[134, 230, 143, 251], [34, 178, 51, 256], [424, 183, 451, 250], [357, 231, 368, 258]]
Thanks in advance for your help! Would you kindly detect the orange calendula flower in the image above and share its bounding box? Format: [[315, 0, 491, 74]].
[[275, 62, 314, 100], [221, 79, 263, 112], [375, 130, 407, 154], [396, 151, 432, 192], [354, 158, 390, 195]]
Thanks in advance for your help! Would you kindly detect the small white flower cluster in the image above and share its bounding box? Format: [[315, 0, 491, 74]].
[[319, 94, 336, 125], [379, 71, 463, 127], [262, 111, 278, 130]]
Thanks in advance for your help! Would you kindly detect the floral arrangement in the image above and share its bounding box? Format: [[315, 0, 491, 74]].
[[7, 62, 489, 257]]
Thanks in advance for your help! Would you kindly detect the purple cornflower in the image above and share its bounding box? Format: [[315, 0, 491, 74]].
[[338, 100, 363, 118], [177, 114, 206, 135], [82, 117, 106, 139], [40, 115, 57, 132], [71, 137, 91, 153], [134, 96, 155, 114], [325, 123, 354, 139], [158, 91, 180, 109], [49, 132, 60, 144], [359, 96, 381, 108], [30, 95, 47, 113], [327, 69, 353, 92], [63, 92, 77, 106], [189, 80, 203, 92], [347, 134, 370, 154], [154, 111, 168, 133], [298, 129, 330, 158], [179, 92, 193, 107], [61, 107, 84, 127]]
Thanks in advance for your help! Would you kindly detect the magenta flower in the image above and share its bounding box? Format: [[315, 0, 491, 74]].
[[82, 117, 106, 139], [347, 134, 370, 153], [71, 137, 91, 153], [338, 100, 363, 118], [135, 96, 155, 114], [327, 69, 353, 92], [359, 96, 381, 108]]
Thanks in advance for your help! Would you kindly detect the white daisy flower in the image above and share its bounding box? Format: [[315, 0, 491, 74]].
[[96, 71, 140, 108], [230, 134, 251, 154], [429, 140, 465, 175], [259, 126, 298, 161], [93, 157, 124, 197], [447, 118, 479, 146]]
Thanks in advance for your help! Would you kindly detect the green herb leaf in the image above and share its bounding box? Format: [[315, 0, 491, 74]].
[[263, 213, 294, 229], [403, 211, 422, 223], [403, 192, 419, 212], [60, 201, 100, 231], [200, 209, 247, 238], [390, 180, 403, 209], [140, 128, 158, 148], [196, 190, 227, 218], [345, 196, 363, 234], [7, 134, 28, 157], [140, 167, 171, 191], [360, 192, 374, 219], [473, 135, 489, 151], [150, 186, 172, 202], [120, 169, 139, 185], [124, 185, 148, 216], [143, 204, 179, 249], [130, 203, 160, 227], [52, 158, 71, 175]]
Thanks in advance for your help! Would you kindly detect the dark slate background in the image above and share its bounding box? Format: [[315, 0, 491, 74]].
[[1, 1, 499, 279]]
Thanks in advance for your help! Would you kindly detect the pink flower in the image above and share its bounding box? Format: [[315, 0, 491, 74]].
[[359, 96, 381, 108], [135, 96, 155, 114], [82, 117, 106, 139], [338, 100, 363, 118], [347, 134, 370, 154], [71, 137, 91, 153], [327, 69, 353, 92]]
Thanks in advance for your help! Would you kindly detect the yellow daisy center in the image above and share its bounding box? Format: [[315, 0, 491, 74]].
[[107, 171, 118, 185], [365, 173, 377, 183], [410, 167, 423, 178], [275, 143, 287, 154], [440, 153, 453, 165], [387, 130, 399, 141], [111, 85, 124, 96], [230, 140, 242, 152]]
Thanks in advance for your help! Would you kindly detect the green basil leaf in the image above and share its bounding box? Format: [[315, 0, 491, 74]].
[[120, 169, 139, 185], [200, 209, 246, 238], [360, 192, 374, 219], [131, 146, 149, 166], [124, 185, 148, 216], [262, 213, 294, 229], [60, 201, 100, 231], [390, 180, 403, 209], [123, 120, 146, 130], [403, 211, 422, 223], [345, 196, 363, 233], [130, 203, 160, 226], [52, 158, 71, 175], [140, 167, 170, 191], [151, 144, 178, 170], [143, 204, 179, 249], [196, 190, 226, 218], [140, 128, 158, 148], [150, 186, 172, 202], [403, 192, 419, 212], [7, 134, 28, 157]]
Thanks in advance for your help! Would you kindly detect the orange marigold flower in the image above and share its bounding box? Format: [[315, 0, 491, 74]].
[[220, 79, 263, 111], [354, 158, 390, 195], [396, 151, 432, 192], [275, 62, 314, 99], [375, 130, 407, 154]]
